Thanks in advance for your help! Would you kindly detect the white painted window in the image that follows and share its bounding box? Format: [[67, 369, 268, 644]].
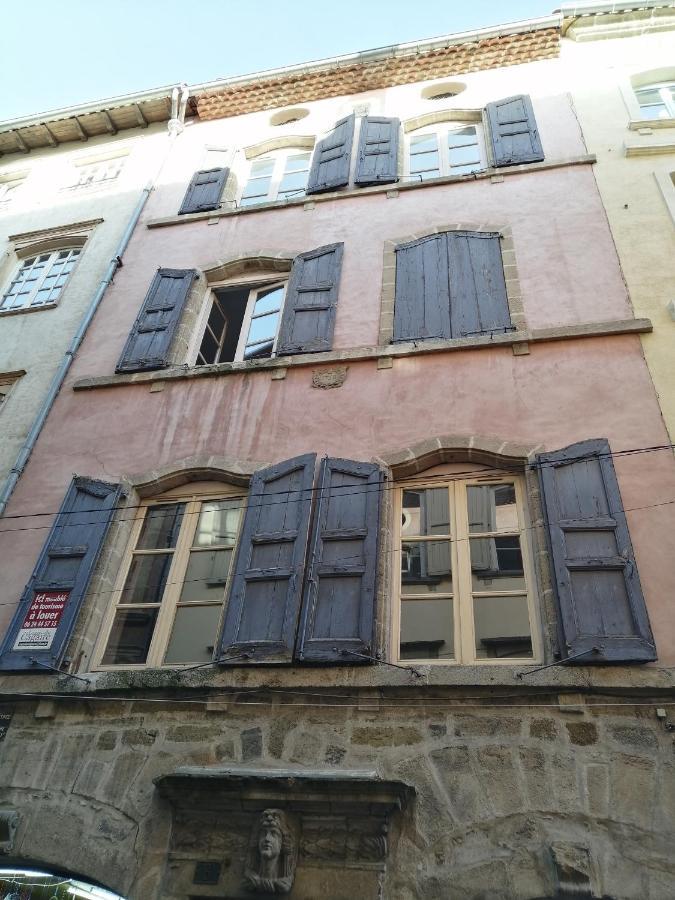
[[240, 150, 311, 206], [408, 123, 485, 181], [634, 81, 675, 120], [96, 487, 244, 668], [195, 280, 287, 365], [394, 475, 539, 664], [0, 249, 81, 312]]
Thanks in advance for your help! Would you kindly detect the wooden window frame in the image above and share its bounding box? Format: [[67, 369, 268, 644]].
[[391, 472, 542, 666], [406, 121, 487, 182], [190, 275, 289, 365], [239, 148, 312, 207], [92, 483, 245, 670]]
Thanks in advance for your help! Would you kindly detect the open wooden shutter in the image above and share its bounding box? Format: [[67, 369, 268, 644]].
[[296, 458, 381, 663], [355, 117, 400, 186], [178, 168, 229, 214], [447, 232, 511, 338], [217, 454, 316, 664], [116, 268, 196, 373], [0, 477, 123, 672], [306, 115, 355, 194], [276, 243, 343, 355], [485, 95, 544, 167], [538, 439, 656, 663], [393, 234, 451, 342]]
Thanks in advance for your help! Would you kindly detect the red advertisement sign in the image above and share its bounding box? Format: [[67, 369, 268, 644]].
[[13, 590, 70, 651]]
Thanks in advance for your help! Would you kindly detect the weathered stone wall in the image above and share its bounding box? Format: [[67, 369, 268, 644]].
[[0, 691, 673, 899]]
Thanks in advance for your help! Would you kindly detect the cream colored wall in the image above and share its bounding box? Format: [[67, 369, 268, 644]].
[[561, 27, 675, 439], [0, 125, 166, 485]]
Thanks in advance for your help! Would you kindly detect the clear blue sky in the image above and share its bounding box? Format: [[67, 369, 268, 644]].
[[1, 0, 555, 121]]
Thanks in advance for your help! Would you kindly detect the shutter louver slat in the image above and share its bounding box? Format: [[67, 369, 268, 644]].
[[355, 117, 400, 186], [178, 168, 229, 215], [538, 438, 656, 664], [116, 268, 196, 373], [0, 477, 123, 671], [276, 243, 343, 355], [306, 115, 355, 194], [217, 454, 316, 664], [486, 95, 544, 167], [296, 458, 382, 663]]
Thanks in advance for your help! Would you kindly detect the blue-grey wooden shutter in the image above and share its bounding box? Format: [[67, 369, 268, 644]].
[[217, 454, 316, 664], [355, 117, 400, 186], [306, 115, 355, 194], [486, 95, 544, 167], [296, 458, 382, 663], [538, 439, 656, 664], [116, 268, 197, 373], [0, 477, 123, 672], [447, 231, 511, 338], [276, 243, 343, 355], [178, 168, 229, 214], [393, 234, 451, 342]]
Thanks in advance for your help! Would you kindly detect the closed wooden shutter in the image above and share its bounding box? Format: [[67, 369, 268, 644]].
[[306, 115, 355, 194], [276, 243, 343, 355], [178, 168, 229, 214], [296, 458, 382, 663], [355, 117, 400, 186], [116, 268, 197, 373], [538, 439, 656, 663], [447, 232, 511, 338], [485, 95, 544, 167], [217, 455, 316, 664], [393, 234, 451, 342], [0, 477, 123, 671]]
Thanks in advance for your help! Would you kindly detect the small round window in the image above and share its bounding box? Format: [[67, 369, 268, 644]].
[[270, 107, 309, 127], [421, 82, 466, 101]]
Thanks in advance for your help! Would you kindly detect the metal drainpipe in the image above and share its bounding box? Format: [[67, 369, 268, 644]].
[[0, 85, 190, 518]]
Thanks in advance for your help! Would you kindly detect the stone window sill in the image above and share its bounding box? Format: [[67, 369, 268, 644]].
[[0, 302, 58, 318], [629, 116, 675, 131], [72, 317, 652, 392], [146, 154, 597, 229]]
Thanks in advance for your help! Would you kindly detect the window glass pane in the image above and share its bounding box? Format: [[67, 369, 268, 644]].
[[179, 548, 234, 602], [447, 126, 477, 147], [243, 339, 275, 360], [253, 286, 284, 316], [401, 541, 452, 589], [164, 605, 223, 664], [448, 145, 481, 167], [207, 298, 226, 335], [121, 553, 173, 603], [402, 488, 451, 536], [278, 171, 308, 196], [473, 594, 533, 659], [410, 151, 440, 175], [285, 152, 312, 172], [467, 484, 517, 534], [102, 608, 159, 665], [136, 503, 185, 549], [640, 103, 669, 120], [470, 537, 525, 590], [193, 500, 241, 547], [247, 311, 279, 347], [198, 329, 219, 364], [411, 134, 438, 153], [250, 158, 275, 177], [400, 598, 454, 660]]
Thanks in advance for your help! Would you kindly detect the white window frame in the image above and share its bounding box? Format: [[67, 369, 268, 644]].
[[66, 149, 129, 192], [190, 274, 288, 365], [392, 472, 541, 666], [0, 248, 82, 313], [239, 148, 312, 207], [634, 81, 675, 120], [406, 121, 487, 182], [93, 483, 245, 670]]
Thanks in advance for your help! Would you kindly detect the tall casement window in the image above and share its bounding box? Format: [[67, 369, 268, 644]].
[[240, 150, 312, 206], [196, 279, 287, 364], [407, 123, 486, 180], [96, 486, 244, 668], [395, 474, 538, 664], [634, 81, 675, 119], [0, 249, 81, 312]]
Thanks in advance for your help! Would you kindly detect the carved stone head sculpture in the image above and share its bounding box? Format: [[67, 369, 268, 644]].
[[242, 808, 297, 894]]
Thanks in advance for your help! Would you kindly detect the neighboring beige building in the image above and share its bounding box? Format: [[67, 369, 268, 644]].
[[0, 90, 188, 509], [560, 1, 675, 437]]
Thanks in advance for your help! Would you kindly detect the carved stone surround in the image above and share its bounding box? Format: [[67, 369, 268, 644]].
[[155, 767, 413, 900]]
